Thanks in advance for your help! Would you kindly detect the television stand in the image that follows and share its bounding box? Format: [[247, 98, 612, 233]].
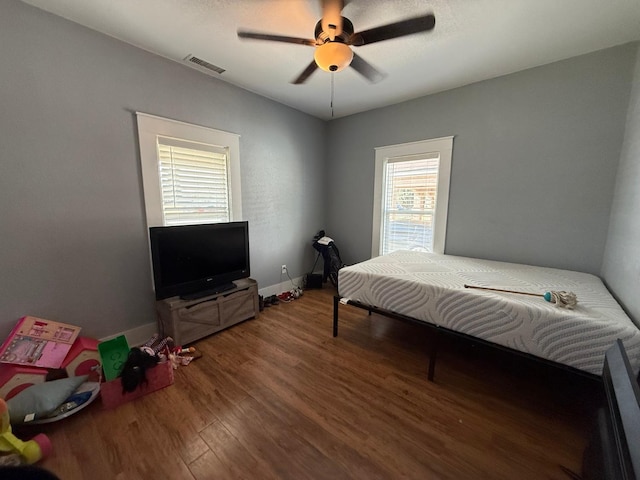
[[156, 278, 259, 346], [179, 282, 237, 301]]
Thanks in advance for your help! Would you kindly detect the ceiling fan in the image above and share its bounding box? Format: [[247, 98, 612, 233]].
[[237, 0, 436, 84]]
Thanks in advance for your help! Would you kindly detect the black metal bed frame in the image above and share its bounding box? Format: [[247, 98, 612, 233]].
[[333, 295, 602, 383]]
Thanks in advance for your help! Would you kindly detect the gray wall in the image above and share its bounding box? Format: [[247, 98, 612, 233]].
[[1, 1, 638, 341], [0, 1, 326, 340], [325, 44, 637, 275], [602, 46, 640, 324]]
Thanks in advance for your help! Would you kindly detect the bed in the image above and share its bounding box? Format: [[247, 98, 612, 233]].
[[334, 251, 640, 380]]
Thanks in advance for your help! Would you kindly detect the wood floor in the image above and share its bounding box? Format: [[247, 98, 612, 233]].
[[28, 287, 601, 479]]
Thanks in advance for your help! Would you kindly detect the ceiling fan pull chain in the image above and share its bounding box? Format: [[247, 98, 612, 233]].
[[330, 72, 335, 118]]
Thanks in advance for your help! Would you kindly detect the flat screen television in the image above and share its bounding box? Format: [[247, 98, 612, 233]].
[[149, 221, 250, 300]]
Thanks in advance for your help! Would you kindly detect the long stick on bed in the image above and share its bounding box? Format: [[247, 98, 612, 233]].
[[464, 284, 543, 297], [464, 284, 578, 309]]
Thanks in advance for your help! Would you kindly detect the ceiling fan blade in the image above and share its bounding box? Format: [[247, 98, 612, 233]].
[[350, 53, 385, 83], [321, 0, 345, 39], [349, 13, 435, 46], [238, 30, 317, 47], [291, 60, 319, 84]]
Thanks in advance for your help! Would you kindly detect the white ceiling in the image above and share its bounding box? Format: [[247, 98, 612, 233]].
[[20, 0, 640, 120]]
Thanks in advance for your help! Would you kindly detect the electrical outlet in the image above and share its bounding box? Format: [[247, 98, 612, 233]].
[[281, 264, 287, 274]]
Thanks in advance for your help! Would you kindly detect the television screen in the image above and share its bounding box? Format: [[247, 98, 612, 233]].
[[149, 221, 250, 300]]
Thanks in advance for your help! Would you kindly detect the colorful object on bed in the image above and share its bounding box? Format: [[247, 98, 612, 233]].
[[543, 290, 578, 309], [463, 284, 578, 309], [338, 251, 640, 376]]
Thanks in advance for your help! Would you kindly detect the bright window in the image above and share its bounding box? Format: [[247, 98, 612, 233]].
[[157, 138, 230, 225], [136, 113, 241, 227], [372, 137, 453, 256]]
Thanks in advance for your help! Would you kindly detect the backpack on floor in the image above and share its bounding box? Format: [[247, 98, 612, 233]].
[[311, 230, 345, 287]]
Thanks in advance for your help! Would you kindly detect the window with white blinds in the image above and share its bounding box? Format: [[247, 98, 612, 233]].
[[157, 137, 230, 226], [381, 155, 439, 255], [372, 137, 453, 256], [137, 113, 241, 228]]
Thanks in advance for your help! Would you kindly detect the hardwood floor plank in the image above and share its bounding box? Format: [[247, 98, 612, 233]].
[[135, 385, 212, 465], [192, 419, 277, 480], [217, 395, 351, 480], [248, 384, 396, 480]]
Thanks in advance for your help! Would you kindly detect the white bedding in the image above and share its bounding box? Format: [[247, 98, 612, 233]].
[[338, 251, 640, 376]]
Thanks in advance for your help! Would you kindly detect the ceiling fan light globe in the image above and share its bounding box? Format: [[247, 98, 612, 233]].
[[314, 42, 353, 73]]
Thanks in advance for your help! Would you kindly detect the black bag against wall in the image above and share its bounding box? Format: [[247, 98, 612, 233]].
[[304, 273, 323, 289], [311, 230, 345, 288]]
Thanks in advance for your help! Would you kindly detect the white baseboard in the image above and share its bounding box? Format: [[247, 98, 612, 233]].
[[258, 275, 304, 297], [101, 276, 305, 346], [99, 322, 158, 348]]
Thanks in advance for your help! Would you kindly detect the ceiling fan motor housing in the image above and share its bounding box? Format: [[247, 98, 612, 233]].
[[314, 17, 354, 43]]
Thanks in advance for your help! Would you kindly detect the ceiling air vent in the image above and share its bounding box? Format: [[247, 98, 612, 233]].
[[183, 55, 226, 75]]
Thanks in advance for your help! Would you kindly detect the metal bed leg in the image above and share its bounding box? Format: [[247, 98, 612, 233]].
[[428, 331, 439, 382], [333, 295, 339, 337]]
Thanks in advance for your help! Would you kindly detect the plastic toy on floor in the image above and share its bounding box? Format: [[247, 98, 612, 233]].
[[169, 345, 201, 369], [0, 398, 51, 466]]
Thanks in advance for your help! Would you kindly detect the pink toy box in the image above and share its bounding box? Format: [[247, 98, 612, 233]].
[[100, 360, 174, 409]]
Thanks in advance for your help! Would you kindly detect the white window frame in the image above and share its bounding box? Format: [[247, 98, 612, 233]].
[[136, 112, 242, 227], [372, 136, 453, 257]]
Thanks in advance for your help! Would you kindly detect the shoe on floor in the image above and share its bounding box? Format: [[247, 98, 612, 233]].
[[277, 292, 293, 302]]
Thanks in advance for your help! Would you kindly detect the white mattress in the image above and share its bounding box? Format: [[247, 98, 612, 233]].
[[338, 251, 640, 376]]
